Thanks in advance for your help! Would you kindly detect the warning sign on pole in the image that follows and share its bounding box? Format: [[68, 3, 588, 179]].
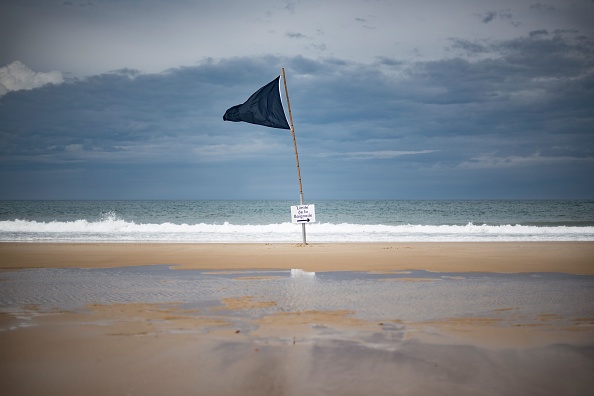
[[290, 204, 316, 224]]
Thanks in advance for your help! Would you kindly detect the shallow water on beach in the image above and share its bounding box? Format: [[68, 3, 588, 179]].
[[2, 266, 594, 395], [1, 266, 593, 327]]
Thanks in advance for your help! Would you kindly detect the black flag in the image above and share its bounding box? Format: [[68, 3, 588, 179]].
[[223, 76, 290, 130]]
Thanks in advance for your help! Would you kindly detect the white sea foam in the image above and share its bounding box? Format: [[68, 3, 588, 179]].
[[1, 218, 593, 242]]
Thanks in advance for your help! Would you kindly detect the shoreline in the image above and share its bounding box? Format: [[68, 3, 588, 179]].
[[1, 241, 593, 274]]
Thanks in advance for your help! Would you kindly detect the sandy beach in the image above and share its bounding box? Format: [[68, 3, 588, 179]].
[[1, 242, 594, 395], [1, 241, 594, 273]]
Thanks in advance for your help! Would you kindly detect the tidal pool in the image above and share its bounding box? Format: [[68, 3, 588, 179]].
[[1, 265, 592, 327]]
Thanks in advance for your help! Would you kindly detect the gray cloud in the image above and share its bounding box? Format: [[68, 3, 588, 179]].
[[529, 29, 549, 38], [1, 26, 593, 199], [529, 3, 556, 11], [481, 10, 498, 23], [286, 32, 308, 39], [5, 0, 591, 79], [478, 9, 518, 26]]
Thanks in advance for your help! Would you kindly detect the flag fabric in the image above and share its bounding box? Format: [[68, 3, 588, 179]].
[[223, 76, 290, 130]]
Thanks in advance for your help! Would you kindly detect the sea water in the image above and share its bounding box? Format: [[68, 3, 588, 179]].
[[1, 200, 593, 242]]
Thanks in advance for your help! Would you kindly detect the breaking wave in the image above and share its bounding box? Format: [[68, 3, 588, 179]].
[[1, 218, 593, 242]]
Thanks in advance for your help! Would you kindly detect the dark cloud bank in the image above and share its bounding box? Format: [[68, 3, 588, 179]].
[[1, 31, 593, 199]]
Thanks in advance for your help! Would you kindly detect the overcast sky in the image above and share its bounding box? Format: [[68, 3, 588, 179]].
[[1, 0, 593, 200]]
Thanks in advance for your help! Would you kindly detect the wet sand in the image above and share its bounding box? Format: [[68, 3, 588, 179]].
[[1, 242, 594, 395]]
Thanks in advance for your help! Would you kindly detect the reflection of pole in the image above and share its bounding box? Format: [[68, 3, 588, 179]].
[[281, 67, 307, 245]]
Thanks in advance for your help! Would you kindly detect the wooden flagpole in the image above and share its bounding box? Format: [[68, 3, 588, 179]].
[[281, 67, 307, 245]]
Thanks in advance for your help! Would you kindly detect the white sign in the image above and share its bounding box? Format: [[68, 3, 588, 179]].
[[291, 204, 316, 224]]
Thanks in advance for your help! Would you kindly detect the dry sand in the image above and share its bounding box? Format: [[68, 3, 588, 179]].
[[1, 241, 593, 273], [1, 242, 594, 395]]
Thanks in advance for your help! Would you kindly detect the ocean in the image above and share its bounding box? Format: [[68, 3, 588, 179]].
[[1, 200, 593, 243]]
